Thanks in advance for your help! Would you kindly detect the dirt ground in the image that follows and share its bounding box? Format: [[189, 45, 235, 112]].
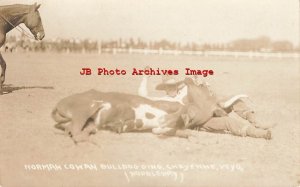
[[0, 52, 299, 187]]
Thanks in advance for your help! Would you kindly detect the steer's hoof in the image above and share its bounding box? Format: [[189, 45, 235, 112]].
[[152, 127, 175, 136], [175, 130, 190, 138], [72, 134, 90, 143]]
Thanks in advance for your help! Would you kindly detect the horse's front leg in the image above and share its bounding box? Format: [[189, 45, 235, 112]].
[[0, 53, 7, 95]]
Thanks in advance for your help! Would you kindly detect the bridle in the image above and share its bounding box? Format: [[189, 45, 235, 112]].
[[0, 13, 36, 40]]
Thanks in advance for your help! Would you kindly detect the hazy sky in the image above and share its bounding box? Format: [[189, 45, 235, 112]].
[[1, 0, 299, 45]]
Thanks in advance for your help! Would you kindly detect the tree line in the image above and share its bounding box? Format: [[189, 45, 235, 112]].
[[2, 35, 298, 53]]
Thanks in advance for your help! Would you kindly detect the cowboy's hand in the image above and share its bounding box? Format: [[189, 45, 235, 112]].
[[213, 108, 228, 117]]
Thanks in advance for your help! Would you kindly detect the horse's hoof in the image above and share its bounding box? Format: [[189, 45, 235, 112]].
[[0, 90, 9, 95]]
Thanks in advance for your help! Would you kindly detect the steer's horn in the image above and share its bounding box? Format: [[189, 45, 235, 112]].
[[219, 94, 249, 108]]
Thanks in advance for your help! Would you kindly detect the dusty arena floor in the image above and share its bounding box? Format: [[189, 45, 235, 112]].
[[0, 52, 299, 187]]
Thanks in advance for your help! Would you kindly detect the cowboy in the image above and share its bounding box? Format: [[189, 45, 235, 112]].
[[138, 73, 272, 139], [138, 74, 187, 104]]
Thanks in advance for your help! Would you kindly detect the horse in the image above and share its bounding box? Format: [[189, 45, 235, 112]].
[[0, 3, 45, 94]]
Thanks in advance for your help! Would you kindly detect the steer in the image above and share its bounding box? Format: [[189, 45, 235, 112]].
[[52, 89, 184, 142]]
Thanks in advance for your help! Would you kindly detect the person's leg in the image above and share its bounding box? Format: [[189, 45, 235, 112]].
[[200, 116, 271, 139], [245, 125, 271, 139], [232, 100, 255, 122], [232, 100, 264, 128], [232, 100, 275, 130], [199, 117, 229, 133]]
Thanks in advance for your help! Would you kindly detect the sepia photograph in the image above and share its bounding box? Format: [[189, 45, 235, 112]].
[[0, 0, 299, 186]]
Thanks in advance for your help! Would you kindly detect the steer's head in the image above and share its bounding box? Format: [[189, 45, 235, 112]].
[[181, 104, 201, 128]]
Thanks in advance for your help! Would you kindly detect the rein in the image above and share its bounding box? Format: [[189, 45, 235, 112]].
[[0, 13, 36, 40]]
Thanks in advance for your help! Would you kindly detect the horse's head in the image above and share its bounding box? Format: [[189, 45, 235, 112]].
[[24, 3, 45, 40], [181, 77, 218, 128]]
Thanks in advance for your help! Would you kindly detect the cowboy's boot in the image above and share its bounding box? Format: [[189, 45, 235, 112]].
[[245, 112, 277, 130], [245, 126, 272, 140]]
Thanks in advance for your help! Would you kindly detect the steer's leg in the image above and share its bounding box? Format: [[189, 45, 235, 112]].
[[70, 116, 91, 143], [70, 102, 107, 142], [0, 53, 6, 95], [54, 122, 72, 132], [161, 107, 185, 128], [152, 108, 186, 137], [72, 120, 97, 143]]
